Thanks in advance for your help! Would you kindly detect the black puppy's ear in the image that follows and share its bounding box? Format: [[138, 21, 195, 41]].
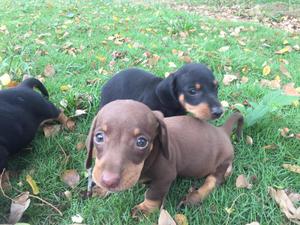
[[152, 111, 169, 160], [155, 73, 178, 107], [85, 116, 98, 169]]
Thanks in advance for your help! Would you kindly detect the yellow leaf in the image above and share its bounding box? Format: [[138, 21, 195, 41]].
[[26, 175, 40, 195], [283, 40, 289, 45], [275, 46, 292, 54], [0, 73, 11, 86], [174, 214, 188, 225], [282, 164, 300, 174], [262, 65, 271, 76], [60, 85, 71, 92], [96, 55, 106, 63], [292, 100, 299, 107]]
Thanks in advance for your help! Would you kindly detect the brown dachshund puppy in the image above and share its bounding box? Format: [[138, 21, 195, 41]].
[[86, 100, 243, 217]]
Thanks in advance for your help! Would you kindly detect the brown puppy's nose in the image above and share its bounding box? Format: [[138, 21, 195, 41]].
[[101, 171, 120, 189]]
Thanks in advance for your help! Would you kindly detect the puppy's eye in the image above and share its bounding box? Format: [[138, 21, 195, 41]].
[[94, 132, 105, 144], [188, 87, 197, 96], [136, 136, 148, 149]]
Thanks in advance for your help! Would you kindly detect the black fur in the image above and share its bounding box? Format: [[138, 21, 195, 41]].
[[100, 63, 222, 117], [0, 78, 61, 171]]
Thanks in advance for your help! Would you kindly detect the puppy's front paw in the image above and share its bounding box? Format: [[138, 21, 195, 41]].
[[178, 188, 203, 208], [131, 199, 160, 219]]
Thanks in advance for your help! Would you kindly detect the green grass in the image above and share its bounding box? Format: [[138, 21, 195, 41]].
[[0, 0, 300, 224]]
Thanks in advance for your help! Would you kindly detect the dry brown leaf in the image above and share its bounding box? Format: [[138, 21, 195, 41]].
[[71, 214, 84, 223], [8, 192, 31, 224], [279, 63, 291, 78], [61, 169, 80, 188], [26, 175, 40, 195], [158, 209, 176, 225], [44, 64, 55, 77], [245, 222, 260, 225], [296, 134, 300, 140], [246, 136, 253, 145], [218, 46, 230, 52], [262, 144, 278, 150], [282, 83, 300, 96], [43, 124, 61, 138], [174, 213, 188, 225], [269, 187, 300, 224], [282, 164, 300, 174], [288, 192, 300, 204], [179, 55, 192, 63], [240, 76, 249, 84], [262, 65, 271, 76], [0, 73, 11, 86], [0, 171, 12, 191], [275, 46, 293, 54], [260, 79, 281, 89], [223, 74, 237, 86], [76, 142, 85, 151], [168, 62, 177, 68], [279, 127, 294, 138], [236, 174, 252, 189], [64, 190, 72, 200]]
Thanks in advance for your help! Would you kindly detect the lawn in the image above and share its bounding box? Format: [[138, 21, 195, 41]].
[[0, 0, 300, 224]]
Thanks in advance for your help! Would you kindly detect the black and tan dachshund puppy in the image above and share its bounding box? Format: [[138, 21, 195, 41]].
[[0, 78, 74, 171], [100, 63, 223, 119]]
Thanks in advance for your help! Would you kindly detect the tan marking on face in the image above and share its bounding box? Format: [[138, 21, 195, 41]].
[[133, 128, 140, 136], [93, 157, 144, 192], [184, 175, 217, 205], [102, 124, 108, 132], [195, 83, 201, 90], [132, 199, 161, 217], [178, 94, 212, 120]]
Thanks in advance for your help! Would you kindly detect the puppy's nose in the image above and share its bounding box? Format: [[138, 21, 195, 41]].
[[211, 106, 223, 118], [101, 171, 120, 189]]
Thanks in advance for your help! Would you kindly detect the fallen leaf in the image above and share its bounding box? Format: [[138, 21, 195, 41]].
[[245, 222, 260, 225], [43, 124, 61, 137], [0, 73, 11, 86], [221, 100, 229, 108], [44, 64, 55, 77], [174, 214, 188, 225], [279, 63, 291, 78], [0, 171, 11, 191], [71, 214, 84, 223], [61, 169, 80, 188], [168, 62, 177, 68], [223, 74, 237, 86], [60, 99, 68, 108], [279, 127, 294, 138], [64, 190, 72, 200], [275, 46, 293, 54], [60, 85, 71, 92], [293, 44, 300, 51], [262, 65, 271, 76], [236, 174, 252, 189], [158, 209, 176, 225], [26, 175, 40, 195], [8, 192, 31, 224], [296, 134, 300, 140], [225, 207, 234, 214], [246, 136, 253, 145], [282, 83, 300, 96], [269, 187, 300, 224], [76, 142, 85, 151], [218, 46, 230, 52], [240, 76, 249, 84], [288, 192, 300, 203], [260, 79, 281, 89], [0, 25, 9, 34], [179, 55, 192, 63], [282, 164, 300, 174], [74, 109, 87, 117], [262, 144, 278, 150]]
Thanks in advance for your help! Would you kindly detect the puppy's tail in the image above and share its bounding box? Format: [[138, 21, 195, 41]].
[[19, 78, 49, 98], [222, 113, 244, 140]]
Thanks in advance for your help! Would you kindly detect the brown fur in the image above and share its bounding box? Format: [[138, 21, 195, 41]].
[[86, 100, 243, 216]]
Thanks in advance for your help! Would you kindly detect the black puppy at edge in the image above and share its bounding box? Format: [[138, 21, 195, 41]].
[[100, 63, 223, 120], [0, 78, 74, 171]]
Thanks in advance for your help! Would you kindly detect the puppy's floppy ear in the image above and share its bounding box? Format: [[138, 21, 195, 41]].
[[152, 111, 169, 160], [85, 116, 98, 169], [155, 73, 178, 107]]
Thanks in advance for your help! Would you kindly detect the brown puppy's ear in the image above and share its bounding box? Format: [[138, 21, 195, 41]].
[[85, 116, 98, 169], [155, 73, 178, 107], [152, 111, 169, 160]]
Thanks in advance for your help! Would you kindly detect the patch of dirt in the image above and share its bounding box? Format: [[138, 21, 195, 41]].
[[169, 2, 300, 33]]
